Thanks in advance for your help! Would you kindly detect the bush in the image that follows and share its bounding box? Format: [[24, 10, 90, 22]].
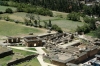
[[4, 16, 10, 21], [17, 7, 24, 12], [0, 11, 3, 14], [5, 8, 13, 13], [52, 24, 63, 33], [94, 26, 100, 38], [67, 12, 80, 21], [76, 24, 90, 34]]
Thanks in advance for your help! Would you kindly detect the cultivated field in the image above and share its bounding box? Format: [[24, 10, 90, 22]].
[[0, 5, 16, 12], [1, 12, 60, 22], [41, 19, 84, 32], [0, 20, 43, 36]]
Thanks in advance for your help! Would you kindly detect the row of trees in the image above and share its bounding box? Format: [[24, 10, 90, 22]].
[[1, 0, 83, 13], [0, 1, 53, 16], [24, 13, 62, 33], [1, 0, 100, 17]]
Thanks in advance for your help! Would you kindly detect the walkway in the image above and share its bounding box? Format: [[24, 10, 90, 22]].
[[8, 46, 56, 66]]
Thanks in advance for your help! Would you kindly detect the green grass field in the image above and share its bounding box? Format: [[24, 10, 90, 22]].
[[26, 48, 37, 51], [12, 48, 36, 56], [0, 5, 16, 12], [41, 19, 84, 32], [0, 21, 42, 36], [1, 12, 60, 22], [0, 55, 12, 66], [16, 58, 41, 66]]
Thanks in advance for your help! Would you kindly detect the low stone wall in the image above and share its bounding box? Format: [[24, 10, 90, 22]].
[[7, 54, 38, 66], [0, 50, 13, 58]]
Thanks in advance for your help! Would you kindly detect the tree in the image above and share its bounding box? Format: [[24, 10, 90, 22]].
[[94, 26, 100, 38], [52, 24, 63, 33], [5, 8, 13, 13], [26, 13, 35, 21], [17, 7, 23, 12], [37, 14, 41, 27], [48, 19, 52, 27], [89, 18, 96, 30], [83, 16, 90, 23], [44, 21, 47, 28], [67, 12, 80, 21], [76, 24, 90, 34], [34, 20, 38, 27]]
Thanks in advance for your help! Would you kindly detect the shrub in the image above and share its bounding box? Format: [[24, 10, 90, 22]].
[[5, 8, 13, 13], [52, 24, 63, 33], [0, 11, 3, 14], [17, 7, 24, 12], [4, 16, 10, 21], [67, 12, 80, 21], [76, 24, 90, 34]]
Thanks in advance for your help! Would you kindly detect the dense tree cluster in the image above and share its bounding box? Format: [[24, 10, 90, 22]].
[[67, 12, 80, 21], [0, 1, 53, 16], [76, 17, 96, 34], [0, 0, 82, 13], [83, 4, 100, 17]]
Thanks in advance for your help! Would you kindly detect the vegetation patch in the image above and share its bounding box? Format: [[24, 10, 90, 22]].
[[0, 48, 37, 66], [41, 20, 84, 32], [12, 48, 36, 56], [0, 21, 42, 36], [16, 58, 41, 66], [43, 58, 51, 63], [26, 48, 37, 51], [0, 5, 16, 12]]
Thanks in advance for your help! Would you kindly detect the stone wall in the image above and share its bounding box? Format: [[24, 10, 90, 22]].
[[51, 60, 66, 66], [0, 50, 13, 58], [7, 54, 38, 66], [7, 37, 20, 43], [26, 40, 42, 47]]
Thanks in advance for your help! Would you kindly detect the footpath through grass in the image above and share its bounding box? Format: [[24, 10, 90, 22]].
[[0, 21, 42, 36]]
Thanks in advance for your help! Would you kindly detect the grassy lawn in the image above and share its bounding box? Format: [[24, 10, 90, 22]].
[[0, 5, 16, 12], [86, 31, 96, 38], [26, 48, 37, 51], [43, 58, 51, 63], [16, 58, 41, 66], [1, 12, 59, 22], [0, 48, 37, 66], [41, 19, 84, 32], [52, 11, 69, 18], [0, 21, 42, 36], [12, 48, 36, 56], [0, 55, 12, 66]]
